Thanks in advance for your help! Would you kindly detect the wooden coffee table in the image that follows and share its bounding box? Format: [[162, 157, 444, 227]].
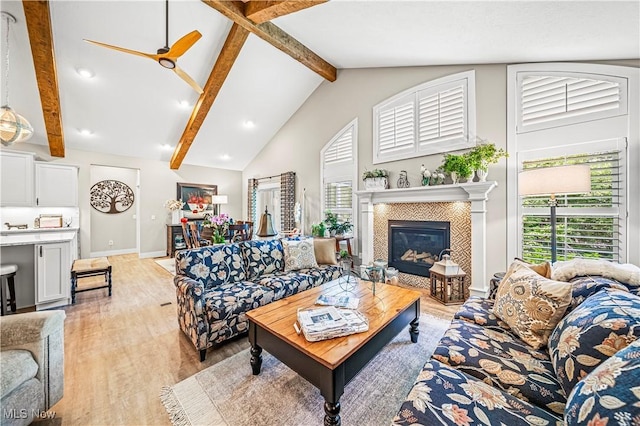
[[246, 279, 421, 426]]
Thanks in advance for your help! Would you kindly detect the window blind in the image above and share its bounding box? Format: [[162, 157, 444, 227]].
[[323, 127, 353, 165], [519, 73, 626, 132], [324, 180, 353, 223], [520, 150, 622, 263], [377, 100, 415, 156], [418, 84, 465, 148]]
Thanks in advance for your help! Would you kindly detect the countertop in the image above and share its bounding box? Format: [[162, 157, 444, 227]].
[[0, 230, 77, 247], [1, 226, 78, 235]]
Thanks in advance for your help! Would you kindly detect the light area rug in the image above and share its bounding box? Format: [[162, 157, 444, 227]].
[[161, 314, 450, 426], [155, 258, 176, 275]]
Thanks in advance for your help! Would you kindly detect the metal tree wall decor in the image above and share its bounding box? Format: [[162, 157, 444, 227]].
[[90, 180, 135, 214]]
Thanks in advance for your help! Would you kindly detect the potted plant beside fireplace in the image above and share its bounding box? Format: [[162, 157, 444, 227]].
[[362, 169, 389, 190]]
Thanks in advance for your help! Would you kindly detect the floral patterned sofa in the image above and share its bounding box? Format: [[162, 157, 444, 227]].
[[173, 239, 340, 361], [394, 259, 640, 425]]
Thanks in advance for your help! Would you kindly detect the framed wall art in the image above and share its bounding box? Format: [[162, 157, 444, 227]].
[[177, 183, 218, 219]]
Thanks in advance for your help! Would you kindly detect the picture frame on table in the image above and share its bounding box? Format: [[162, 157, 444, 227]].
[[176, 183, 218, 220]]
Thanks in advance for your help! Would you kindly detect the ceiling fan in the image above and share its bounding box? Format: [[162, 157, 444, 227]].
[[84, 0, 204, 94]]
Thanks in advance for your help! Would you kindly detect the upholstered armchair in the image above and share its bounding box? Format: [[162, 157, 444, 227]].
[[1, 310, 66, 426]]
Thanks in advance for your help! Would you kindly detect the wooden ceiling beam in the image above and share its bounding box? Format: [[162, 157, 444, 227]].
[[170, 23, 250, 169], [22, 0, 65, 157], [245, 1, 328, 24], [202, 0, 336, 82]]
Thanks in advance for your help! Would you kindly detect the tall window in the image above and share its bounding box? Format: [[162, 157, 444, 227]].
[[520, 142, 625, 263], [373, 70, 476, 163], [321, 119, 357, 229], [507, 63, 638, 265]]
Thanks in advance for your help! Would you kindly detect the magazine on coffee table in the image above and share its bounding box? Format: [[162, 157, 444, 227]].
[[297, 306, 369, 342], [315, 294, 360, 310]]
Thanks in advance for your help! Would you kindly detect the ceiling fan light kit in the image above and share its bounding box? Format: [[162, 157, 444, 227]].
[[84, 0, 203, 94], [1, 11, 34, 146]]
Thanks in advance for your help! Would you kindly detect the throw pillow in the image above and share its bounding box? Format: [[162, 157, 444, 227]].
[[240, 239, 285, 280], [548, 288, 640, 397], [313, 238, 338, 265], [564, 338, 640, 425], [283, 239, 319, 272], [493, 260, 572, 349], [551, 258, 640, 286], [176, 243, 247, 289]]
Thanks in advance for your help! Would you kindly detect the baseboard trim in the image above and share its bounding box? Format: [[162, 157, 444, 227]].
[[140, 251, 167, 259], [90, 248, 137, 257]]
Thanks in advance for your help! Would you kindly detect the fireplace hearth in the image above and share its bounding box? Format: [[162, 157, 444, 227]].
[[388, 220, 451, 278]]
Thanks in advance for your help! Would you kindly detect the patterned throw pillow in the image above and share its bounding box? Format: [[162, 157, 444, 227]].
[[548, 288, 640, 396], [313, 238, 338, 265], [175, 243, 246, 289], [240, 239, 285, 280], [564, 338, 640, 425], [493, 260, 572, 349], [283, 239, 318, 272]]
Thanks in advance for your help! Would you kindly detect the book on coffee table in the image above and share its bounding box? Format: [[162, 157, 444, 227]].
[[315, 294, 360, 309]]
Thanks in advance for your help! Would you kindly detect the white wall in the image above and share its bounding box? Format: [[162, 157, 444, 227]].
[[3, 144, 243, 258]]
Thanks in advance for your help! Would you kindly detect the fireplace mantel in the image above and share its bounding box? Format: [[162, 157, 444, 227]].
[[354, 181, 497, 204], [356, 181, 498, 298]]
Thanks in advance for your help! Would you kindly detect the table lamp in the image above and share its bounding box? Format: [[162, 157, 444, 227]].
[[211, 195, 228, 216], [518, 164, 591, 263]]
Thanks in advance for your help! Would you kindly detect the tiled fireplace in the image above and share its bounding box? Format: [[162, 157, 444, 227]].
[[388, 219, 451, 277], [356, 182, 497, 297]]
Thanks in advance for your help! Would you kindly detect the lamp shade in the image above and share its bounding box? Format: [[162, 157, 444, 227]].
[[211, 195, 228, 204], [518, 165, 591, 196]]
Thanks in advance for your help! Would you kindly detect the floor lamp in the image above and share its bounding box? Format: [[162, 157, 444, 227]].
[[518, 164, 591, 263]]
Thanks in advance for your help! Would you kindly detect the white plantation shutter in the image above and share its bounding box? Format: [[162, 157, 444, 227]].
[[520, 144, 626, 263], [517, 72, 627, 133], [377, 98, 415, 157], [321, 119, 357, 237], [324, 127, 353, 165], [374, 70, 475, 163]]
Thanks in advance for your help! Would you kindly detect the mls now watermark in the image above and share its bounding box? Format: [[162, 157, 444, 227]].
[[3, 409, 56, 420]]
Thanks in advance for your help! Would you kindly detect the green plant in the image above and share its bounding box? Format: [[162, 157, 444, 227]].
[[324, 210, 353, 235], [362, 168, 389, 181], [442, 153, 473, 178], [311, 222, 326, 237], [338, 249, 350, 260], [467, 142, 508, 171]]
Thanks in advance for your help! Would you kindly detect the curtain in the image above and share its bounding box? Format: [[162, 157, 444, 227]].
[[280, 172, 296, 232]]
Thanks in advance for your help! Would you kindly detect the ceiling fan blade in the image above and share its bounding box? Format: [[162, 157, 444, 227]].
[[166, 30, 202, 60], [173, 65, 204, 94], [84, 39, 159, 61]]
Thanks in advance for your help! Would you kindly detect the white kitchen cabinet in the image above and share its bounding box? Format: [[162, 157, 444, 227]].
[[0, 151, 35, 207], [35, 163, 78, 207], [36, 242, 70, 304]]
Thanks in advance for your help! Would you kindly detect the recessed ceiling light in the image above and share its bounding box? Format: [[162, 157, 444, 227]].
[[243, 120, 255, 129], [78, 128, 93, 136], [220, 154, 231, 161], [161, 144, 175, 151], [76, 68, 94, 79], [178, 100, 191, 108]]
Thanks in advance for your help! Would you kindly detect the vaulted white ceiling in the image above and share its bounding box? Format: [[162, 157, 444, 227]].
[[2, 0, 639, 170]]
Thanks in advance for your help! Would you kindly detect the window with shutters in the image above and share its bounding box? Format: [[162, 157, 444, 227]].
[[321, 119, 357, 235], [517, 72, 628, 133], [373, 70, 476, 164], [520, 142, 626, 264]]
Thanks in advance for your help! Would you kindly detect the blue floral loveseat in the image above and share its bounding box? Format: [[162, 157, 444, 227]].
[[394, 259, 640, 425], [173, 239, 340, 361]]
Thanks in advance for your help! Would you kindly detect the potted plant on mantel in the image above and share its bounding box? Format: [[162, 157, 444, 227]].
[[362, 169, 389, 191], [441, 153, 473, 184], [467, 142, 508, 182]]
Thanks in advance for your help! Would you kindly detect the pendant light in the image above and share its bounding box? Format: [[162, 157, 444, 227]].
[[0, 12, 33, 146]]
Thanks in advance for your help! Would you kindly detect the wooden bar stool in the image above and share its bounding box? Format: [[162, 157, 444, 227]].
[[0, 264, 18, 316], [71, 257, 112, 303]]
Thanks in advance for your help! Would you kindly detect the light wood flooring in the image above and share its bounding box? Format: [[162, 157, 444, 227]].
[[48, 254, 457, 425]]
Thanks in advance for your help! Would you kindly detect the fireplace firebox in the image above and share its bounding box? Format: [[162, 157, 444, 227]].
[[388, 220, 451, 277]]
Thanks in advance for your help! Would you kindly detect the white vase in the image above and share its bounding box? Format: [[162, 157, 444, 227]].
[[171, 210, 182, 224], [450, 172, 459, 184], [364, 177, 388, 191], [476, 169, 488, 182]]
